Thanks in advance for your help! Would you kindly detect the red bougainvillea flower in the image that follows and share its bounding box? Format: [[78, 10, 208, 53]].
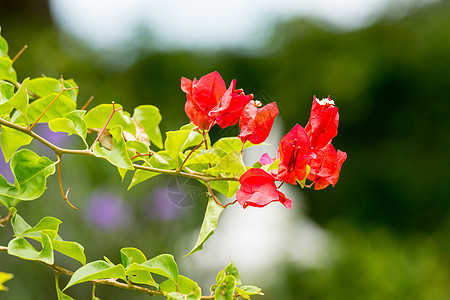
[[236, 168, 292, 209], [181, 71, 226, 130], [238, 101, 279, 144], [181, 71, 253, 130], [276, 124, 314, 185], [208, 80, 253, 128], [307, 143, 347, 190], [305, 96, 339, 149]]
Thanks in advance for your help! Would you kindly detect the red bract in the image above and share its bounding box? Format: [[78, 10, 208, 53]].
[[181, 71, 253, 130], [238, 101, 278, 144], [305, 96, 339, 149], [236, 168, 292, 209], [208, 80, 253, 128], [181, 71, 226, 130], [307, 143, 347, 190], [276, 124, 314, 185]]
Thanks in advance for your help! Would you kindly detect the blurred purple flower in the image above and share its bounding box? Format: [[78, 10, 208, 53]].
[[144, 187, 182, 220], [35, 123, 69, 147], [84, 191, 131, 230]]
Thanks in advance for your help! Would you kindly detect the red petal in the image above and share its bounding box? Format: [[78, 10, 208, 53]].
[[238, 102, 278, 144], [308, 144, 347, 190], [209, 80, 253, 128], [277, 124, 313, 185], [236, 168, 291, 209], [305, 96, 339, 149]]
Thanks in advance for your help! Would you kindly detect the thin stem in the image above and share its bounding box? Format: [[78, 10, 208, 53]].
[[90, 101, 122, 151], [11, 45, 28, 64], [277, 181, 284, 189], [57, 155, 77, 210], [177, 139, 205, 172], [92, 283, 96, 300], [0, 211, 13, 227], [81, 96, 94, 110], [130, 152, 153, 161], [206, 182, 225, 208], [29, 76, 79, 130]]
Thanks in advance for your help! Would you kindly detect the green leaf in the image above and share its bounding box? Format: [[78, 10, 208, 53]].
[[224, 262, 241, 285], [120, 247, 147, 269], [93, 125, 133, 170], [205, 151, 246, 177], [0, 119, 33, 162], [125, 263, 158, 288], [13, 93, 76, 125], [0, 272, 13, 291], [165, 127, 203, 159], [128, 150, 177, 189], [216, 270, 226, 285], [160, 276, 201, 299], [128, 163, 160, 190], [8, 232, 54, 265], [132, 105, 163, 149], [235, 285, 264, 299], [48, 110, 88, 146], [27, 77, 78, 102], [52, 239, 86, 265], [140, 254, 179, 282], [214, 275, 236, 300], [212, 137, 254, 154], [55, 274, 75, 300], [0, 33, 8, 57], [84, 104, 135, 135], [186, 197, 224, 256], [8, 78, 29, 121], [0, 57, 17, 83], [9, 207, 31, 235], [20, 216, 62, 239], [0, 149, 56, 201], [64, 261, 127, 290], [185, 148, 227, 167], [0, 80, 14, 115]]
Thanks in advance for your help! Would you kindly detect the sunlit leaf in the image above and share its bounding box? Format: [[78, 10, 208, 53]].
[[165, 127, 203, 159], [0, 57, 17, 83], [84, 103, 135, 135], [235, 285, 264, 299], [212, 137, 254, 154], [8, 78, 29, 121], [224, 262, 241, 285], [125, 263, 158, 288], [133, 105, 163, 149], [0, 149, 56, 201], [7, 232, 54, 265], [140, 254, 179, 282], [120, 247, 147, 269], [214, 275, 236, 300], [55, 274, 75, 300], [0, 80, 14, 115], [205, 151, 246, 177], [52, 239, 86, 265], [64, 261, 127, 290], [48, 110, 88, 146], [0, 272, 13, 291], [0, 119, 32, 162], [93, 125, 133, 170], [160, 275, 201, 300], [186, 197, 224, 256]]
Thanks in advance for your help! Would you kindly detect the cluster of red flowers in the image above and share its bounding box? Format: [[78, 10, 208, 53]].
[[181, 71, 346, 210]]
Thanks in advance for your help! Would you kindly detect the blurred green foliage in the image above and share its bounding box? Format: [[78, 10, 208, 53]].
[[0, 0, 449, 299]]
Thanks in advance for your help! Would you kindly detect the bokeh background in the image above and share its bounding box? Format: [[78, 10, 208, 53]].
[[1, 0, 449, 299]]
